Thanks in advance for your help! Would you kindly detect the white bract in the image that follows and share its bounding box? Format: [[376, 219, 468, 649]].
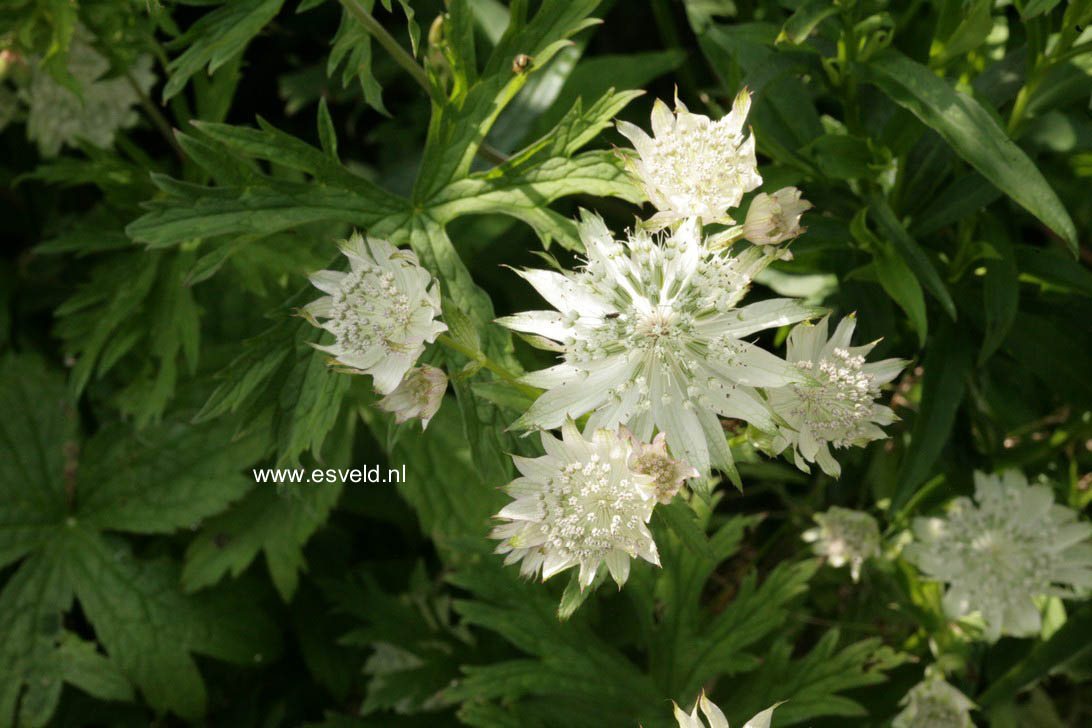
[[22, 39, 154, 157], [891, 677, 975, 728], [743, 187, 811, 245], [802, 506, 881, 582], [673, 692, 778, 728], [904, 470, 1092, 641], [765, 315, 905, 477], [626, 430, 699, 504], [616, 90, 762, 227], [304, 233, 446, 395], [490, 419, 659, 590], [498, 212, 817, 476], [377, 365, 448, 430]]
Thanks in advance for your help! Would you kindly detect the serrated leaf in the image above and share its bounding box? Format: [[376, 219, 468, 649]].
[[0, 356, 76, 570], [76, 420, 264, 535], [182, 482, 342, 601], [163, 0, 286, 102], [68, 530, 281, 718], [860, 49, 1078, 255]]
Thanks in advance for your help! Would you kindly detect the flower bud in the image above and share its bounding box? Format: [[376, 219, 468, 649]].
[[626, 431, 699, 504], [377, 365, 448, 430], [742, 187, 812, 245]]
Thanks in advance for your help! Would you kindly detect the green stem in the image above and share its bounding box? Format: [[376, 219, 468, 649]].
[[436, 333, 540, 399], [126, 71, 184, 161], [339, 0, 444, 106]]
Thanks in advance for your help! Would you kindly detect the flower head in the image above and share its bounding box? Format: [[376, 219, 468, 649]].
[[22, 38, 155, 157], [616, 90, 762, 226], [892, 677, 975, 728], [490, 419, 660, 589], [672, 692, 778, 728], [377, 365, 448, 429], [765, 315, 905, 477], [904, 470, 1092, 641], [743, 187, 811, 245], [304, 232, 446, 395], [497, 211, 817, 475], [627, 431, 699, 504], [802, 506, 881, 582]]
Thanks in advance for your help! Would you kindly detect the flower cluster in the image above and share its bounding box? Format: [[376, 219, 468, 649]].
[[904, 470, 1092, 641], [892, 677, 975, 728], [499, 213, 816, 476], [616, 91, 762, 227], [766, 316, 905, 477], [802, 506, 882, 582], [20, 38, 155, 157], [672, 692, 778, 728], [490, 419, 660, 589], [305, 232, 447, 395]]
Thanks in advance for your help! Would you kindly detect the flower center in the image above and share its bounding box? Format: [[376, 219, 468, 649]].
[[328, 265, 412, 355], [792, 348, 876, 446]]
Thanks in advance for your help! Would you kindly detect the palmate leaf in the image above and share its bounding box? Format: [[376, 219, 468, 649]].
[[0, 355, 278, 725], [721, 631, 908, 726], [181, 482, 343, 602]]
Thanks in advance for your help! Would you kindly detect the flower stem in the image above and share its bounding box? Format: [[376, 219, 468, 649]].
[[338, 0, 443, 106], [436, 333, 541, 399]]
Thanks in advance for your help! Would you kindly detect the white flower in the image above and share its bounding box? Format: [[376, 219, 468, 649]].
[[489, 419, 660, 589], [904, 470, 1092, 641], [616, 90, 762, 226], [497, 211, 818, 475], [627, 431, 699, 504], [765, 315, 905, 477], [743, 187, 812, 245], [22, 38, 155, 157], [672, 692, 778, 728], [304, 232, 446, 395], [892, 677, 975, 728], [802, 506, 881, 582], [377, 365, 448, 429]]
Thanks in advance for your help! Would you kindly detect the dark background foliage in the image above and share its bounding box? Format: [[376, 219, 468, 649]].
[[2, 0, 1092, 726]]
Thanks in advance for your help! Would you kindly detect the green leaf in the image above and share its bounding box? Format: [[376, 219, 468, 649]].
[[860, 49, 1078, 255], [723, 631, 907, 725], [76, 420, 264, 535], [910, 173, 1002, 236], [777, 0, 838, 45], [869, 193, 957, 321], [317, 97, 338, 160], [979, 604, 1092, 708], [979, 219, 1019, 364], [68, 531, 281, 718], [0, 356, 76, 570], [182, 483, 342, 601], [892, 324, 973, 510], [329, 0, 388, 114], [872, 243, 928, 348], [163, 0, 287, 102]]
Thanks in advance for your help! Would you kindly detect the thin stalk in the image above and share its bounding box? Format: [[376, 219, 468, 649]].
[[436, 333, 540, 399], [339, 0, 443, 106], [126, 71, 184, 160]]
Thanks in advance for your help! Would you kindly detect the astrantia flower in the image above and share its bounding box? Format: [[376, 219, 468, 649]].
[[802, 506, 881, 582], [627, 431, 699, 504], [377, 365, 448, 429], [490, 419, 659, 589], [498, 212, 817, 475], [904, 470, 1092, 641], [304, 233, 446, 395], [892, 677, 975, 728], [765, 315, 905, 477], [672, 692, 778, 728], [22, 39, 155, 157], [743, 187, 811, 245], [616, 90, 762, 226]]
